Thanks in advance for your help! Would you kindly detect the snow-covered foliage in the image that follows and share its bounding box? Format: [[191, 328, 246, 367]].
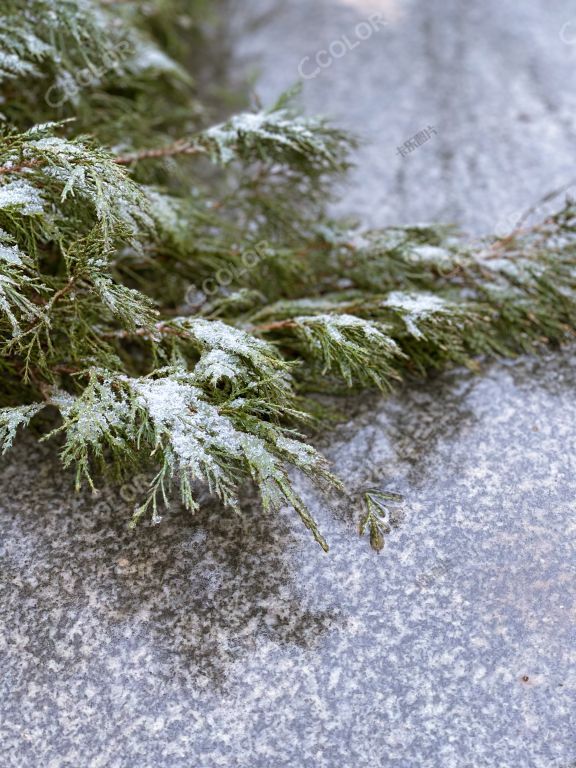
[[0, 403, 45, 453], [0, 127, 155, 241], [0, 230, 46, 338], [0, 0, 180, 91], [283, 314, 401, 390], [169, 318, 294, 400], [52, 368, 335, 549], [0, 179, 44, 215], [383, 291, 453, 339], [202, 107, 351, 174], [1, 0, 576, 549]]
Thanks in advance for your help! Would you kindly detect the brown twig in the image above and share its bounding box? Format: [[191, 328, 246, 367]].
[[101, 322, 188, 340], [0, 141, 206, 176], [0, 158, 43, 176], [251, 319, 297, 333], [47, 275, 79, 309], [114, 141, 205, 165]]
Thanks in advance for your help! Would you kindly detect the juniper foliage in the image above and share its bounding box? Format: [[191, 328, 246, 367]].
[[1, 0, 575, 549]]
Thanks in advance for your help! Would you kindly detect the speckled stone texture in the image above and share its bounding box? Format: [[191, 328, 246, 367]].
[[2, 1, 576, 767]]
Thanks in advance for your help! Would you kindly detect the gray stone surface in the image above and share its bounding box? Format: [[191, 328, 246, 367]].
[[1, 2, 576, 767], [234, 0, 576, 233]]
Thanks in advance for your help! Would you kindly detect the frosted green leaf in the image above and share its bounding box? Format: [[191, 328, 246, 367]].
[[0, 180, 44, 215], [285, 314, 401, 389], [0, 403, 45, 453], [201, 105, 351, 173], [383, 291, 451, 339]]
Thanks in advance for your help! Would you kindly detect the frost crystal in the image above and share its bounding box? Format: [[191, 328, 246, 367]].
[[193, 349, 242, 387], [0, 404, 44, 453], [408, 245, 454, 268], [0, 242, 25, 267], [131, 376, 243, 489], [203, 108, 339, 168], [289, 314, 399, 389], [0, 180, 44, 215], [384, 291, 449, 338], [172, 318, 291, 397]]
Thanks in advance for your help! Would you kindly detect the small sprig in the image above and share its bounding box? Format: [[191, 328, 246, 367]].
[[359, 489, 404, 552]]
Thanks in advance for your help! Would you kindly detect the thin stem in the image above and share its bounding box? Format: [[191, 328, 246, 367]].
[[0, 158, 43, 175], [0, 141, 207, 176], [101, 322, 188, 340], [252, 319, 297, 333], [114, 141, 206, 165]]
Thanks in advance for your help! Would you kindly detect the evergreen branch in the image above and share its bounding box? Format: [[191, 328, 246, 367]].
[[114, 141, 206, 165], [0, 158, 44, 176], [1, 0, 575, 550], [0, 402, 45, 453], [46, 368, 337, 549]]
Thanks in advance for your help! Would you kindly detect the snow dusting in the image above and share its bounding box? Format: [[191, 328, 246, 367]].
[[0, 180, 43, 215], [384, 291, 449, 338], [0, 403, 44, 453]]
